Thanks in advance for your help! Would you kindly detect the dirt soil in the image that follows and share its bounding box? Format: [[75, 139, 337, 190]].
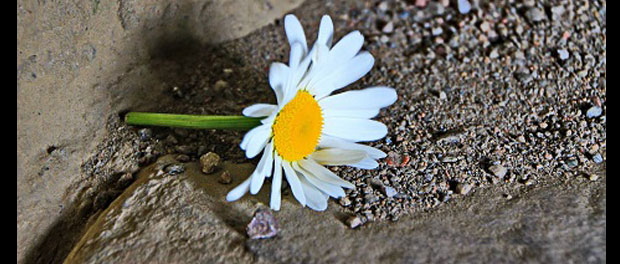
[[17, 0, 605, 263]]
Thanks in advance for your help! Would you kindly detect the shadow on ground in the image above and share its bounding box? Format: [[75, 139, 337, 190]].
[[21, 2, 264, 263]]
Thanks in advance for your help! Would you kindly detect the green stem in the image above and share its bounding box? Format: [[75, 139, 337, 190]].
[[125, 112, 262, 131]]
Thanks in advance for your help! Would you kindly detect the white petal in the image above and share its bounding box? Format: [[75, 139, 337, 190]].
[[306, 75, 335, 98], [298, 158, 356, 189], [305, 31, 364, 94], [312, 43, 330, 66], [288, 41, 304, 69], [331, 51, 374, 89], [240, 124, 270, 151], [301, 43, 330, 95], [319, 87, 397, 110], [260, 111, 277, 125], [284, 14, 308, 54], [282, 161, 306, 206], [242, 104, 278, 117], [313, 52, 375, 99], [281, 42, 306, 105], [292, 162, 345, 198], [269, 62, 289, 104], [327, 30, 364, 67], [226, 177, 251, 201], [317, 15, 334, 48], [290, 50, 312, 94], [298, 176, 329, 211], [318, 135, 386, 159], [245, 127, 271, 159], [270, 155, 283, 211], [310, 148, 366, 166], [322, 108, 380, 119], [349, 157, 379, 169], [322, 117, 388, 142], [261, 142, 274, 177], [250, 142, 273, 194]]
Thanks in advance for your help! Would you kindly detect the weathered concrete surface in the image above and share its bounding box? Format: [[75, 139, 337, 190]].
[[65, 155, 605, 263], [17, 0, 606, 263], [17, 1, 303, 263]]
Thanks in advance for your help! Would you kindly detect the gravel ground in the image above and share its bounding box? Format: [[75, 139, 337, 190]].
[[20, 0, 606, 263], [106, 0, 606, 223], [32, 0, 605, 262]]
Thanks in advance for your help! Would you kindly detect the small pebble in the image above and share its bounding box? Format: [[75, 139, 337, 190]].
[[557, 49, 569, 60], [364, 194, 380, 204], [577, 70, 588, 78], [339, 196, 352, 207], [383, 186, 398, 198], [171, 86, 182, 97], [369, 178, 383, 189], [138, 128, 152, 141], [566, 158, 578, 168], [164, 164, 185, 175], [544, 152, 553, 160], [551, 5, 565, 20], [455, 183, 472, 195], [488, 164, 507, 178], [525, 7, 546, 23], [589, 144, 600, 154], [586, 106, 602, 118], [378, 1, 388, 12], [214, 80, 229, 90], [480, 21, 491, 32], [413, 10, 426, 22], [592, 96, 602, 107], [414, 0, 427, 8], [458, 0, 471, 14], [382, 21, 394, 33], [200, 152, 221, 174], [347, 215, 364, 229], [592, 154, 603, 164], [587, 173, 599, 181], [489, 48, 499, 59], [247, 207, 279, 239], [515, 25, 524, 35], [427, 1, 445, 16], [524, 179, 535, 186], [442, 156, 458, 163], [218, 170, 232, 184], [380, 35, 390, 43], [398, 11, 410, 19]]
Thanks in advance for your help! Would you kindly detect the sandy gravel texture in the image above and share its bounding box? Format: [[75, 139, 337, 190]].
[[17, 0, 605, 263]]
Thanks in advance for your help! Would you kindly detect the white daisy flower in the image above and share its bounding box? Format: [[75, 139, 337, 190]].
[[226, 14, 397, 211]]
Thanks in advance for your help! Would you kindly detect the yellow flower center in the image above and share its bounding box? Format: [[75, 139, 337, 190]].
[[272, 90, 323, 161]]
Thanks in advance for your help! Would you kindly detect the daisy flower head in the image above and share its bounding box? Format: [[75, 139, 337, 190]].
[[226, 14, 397, 211]]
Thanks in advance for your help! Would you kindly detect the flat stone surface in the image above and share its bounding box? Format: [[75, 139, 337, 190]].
[[64, 156, 606, 263]]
